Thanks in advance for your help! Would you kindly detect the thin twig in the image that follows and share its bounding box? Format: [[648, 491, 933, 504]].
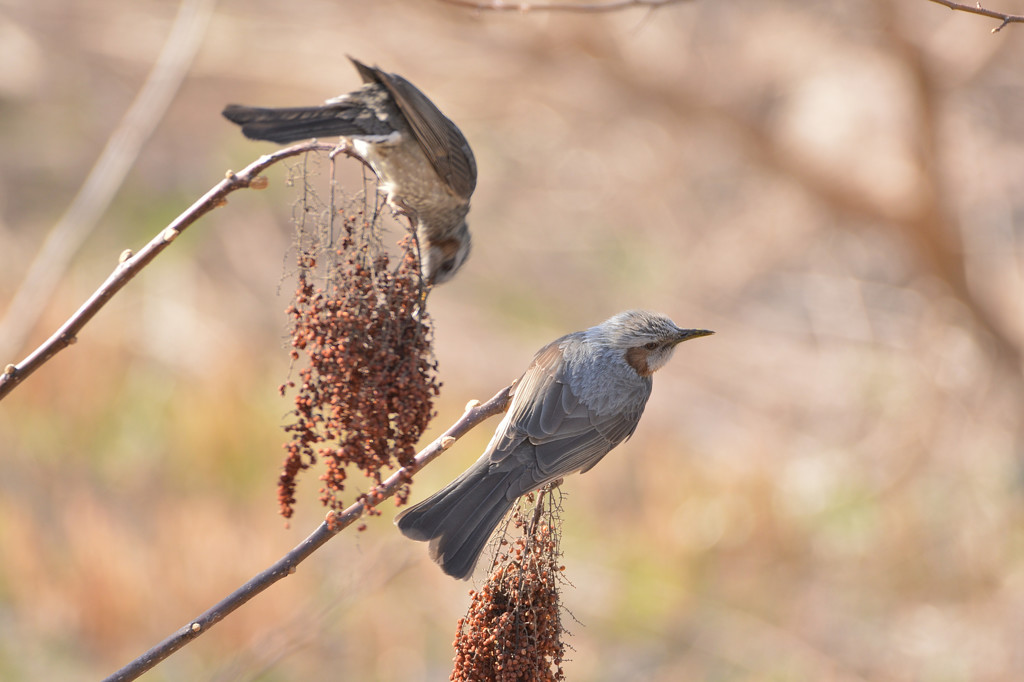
[[926, 0, 1024, 32], [102, 385, 514, 682], [0, 142, 338, 401], [529, 478, 562, 535], [0, 0, 215, 362], [438, 0, 689, 12]]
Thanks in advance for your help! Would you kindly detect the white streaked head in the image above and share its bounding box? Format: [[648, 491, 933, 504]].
[[590, 310, 713, 376]]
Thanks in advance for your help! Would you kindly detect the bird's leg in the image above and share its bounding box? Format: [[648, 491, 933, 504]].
[[530, 492, 546, 534], [385, 196, 414, 224], [327, 139, 374, 174], [530, 480, 562, 535], [406, 222, 431, 305]]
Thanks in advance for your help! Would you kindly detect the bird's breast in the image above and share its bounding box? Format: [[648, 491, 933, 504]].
[[562, 352, 650, 417], [358, 135, 468, 233]]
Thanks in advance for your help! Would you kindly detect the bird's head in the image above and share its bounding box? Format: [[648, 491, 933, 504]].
[[422, 221, 472, 286], [594, 310, 713, 377]]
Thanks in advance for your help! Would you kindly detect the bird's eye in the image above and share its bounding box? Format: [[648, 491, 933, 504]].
[[644, 342, 659, 351]]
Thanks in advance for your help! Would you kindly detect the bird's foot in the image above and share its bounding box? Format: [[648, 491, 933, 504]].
[[329, 139, 355, 160]]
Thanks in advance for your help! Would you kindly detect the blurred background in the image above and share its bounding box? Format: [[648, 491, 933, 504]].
[[2, 0, 1024, 679]]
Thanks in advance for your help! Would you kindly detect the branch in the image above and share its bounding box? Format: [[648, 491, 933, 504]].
[[926, 0, 1024, 32], [0, 141, 338, 401], [0, 0, 215, 363], [102, 385, 514, 682], [438, 0, 690, 12]]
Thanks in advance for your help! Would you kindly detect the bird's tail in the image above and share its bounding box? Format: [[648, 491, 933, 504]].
[[222, 103, 384, 145], [396, 458, 517, 580]]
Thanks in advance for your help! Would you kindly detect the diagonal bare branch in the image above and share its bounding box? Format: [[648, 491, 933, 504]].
[[101, 385, 514, 682], [0, 142, 338, 401], [0, 0, 215, 362]]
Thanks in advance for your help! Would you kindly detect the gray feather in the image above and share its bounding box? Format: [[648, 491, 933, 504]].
[[395, 311, 712, 580]]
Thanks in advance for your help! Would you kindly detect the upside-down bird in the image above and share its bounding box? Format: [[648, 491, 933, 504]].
[[396, 310, 713, 579], [222, 56, 477, 285]]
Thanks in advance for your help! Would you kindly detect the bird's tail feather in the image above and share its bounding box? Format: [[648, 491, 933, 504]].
[[396, 460, 516, 580], [222, 104, 376, 144]]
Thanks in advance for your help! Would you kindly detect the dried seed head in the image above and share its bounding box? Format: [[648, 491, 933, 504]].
[[451, 485, 568, 682], [277, 159, 441, 519]]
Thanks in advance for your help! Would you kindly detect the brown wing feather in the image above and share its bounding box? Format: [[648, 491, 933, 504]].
[[488, 338, 647, 487], [347, 56, 477, 200]]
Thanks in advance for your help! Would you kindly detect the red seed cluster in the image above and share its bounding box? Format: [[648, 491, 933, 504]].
[[451, 487, 568, 682], [277, 200, 440, 520]]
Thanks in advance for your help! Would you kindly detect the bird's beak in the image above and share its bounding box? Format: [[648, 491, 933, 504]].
[[674, 329, 714, 344]]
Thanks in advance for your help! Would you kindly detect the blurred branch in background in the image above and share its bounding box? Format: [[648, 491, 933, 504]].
[[103, 386, 512, 682], [0, 142, 336, 401], [0, 0, 215, 363], [585, 4, 1024, 377], [871, 0, 1022, 368], [437, 0, 690, 12], [925, 0, 1024, 32]]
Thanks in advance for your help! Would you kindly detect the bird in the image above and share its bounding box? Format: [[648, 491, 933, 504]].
[[222, 56, 477, 286], [395, 310, 713, 579]]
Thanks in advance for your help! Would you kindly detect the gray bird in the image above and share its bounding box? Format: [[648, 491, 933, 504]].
[[222, 56, 477, 286], [395, 310, 713, 579]]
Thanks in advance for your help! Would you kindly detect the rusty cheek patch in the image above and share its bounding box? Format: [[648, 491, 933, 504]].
[[625, 347, 651, 376], [434, 238, 462, 259]]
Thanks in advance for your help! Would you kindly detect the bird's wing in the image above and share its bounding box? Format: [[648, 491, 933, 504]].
[[222, 101, 397, 144], [348, 57, 477, 200], [489, 339, 648, 493]]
